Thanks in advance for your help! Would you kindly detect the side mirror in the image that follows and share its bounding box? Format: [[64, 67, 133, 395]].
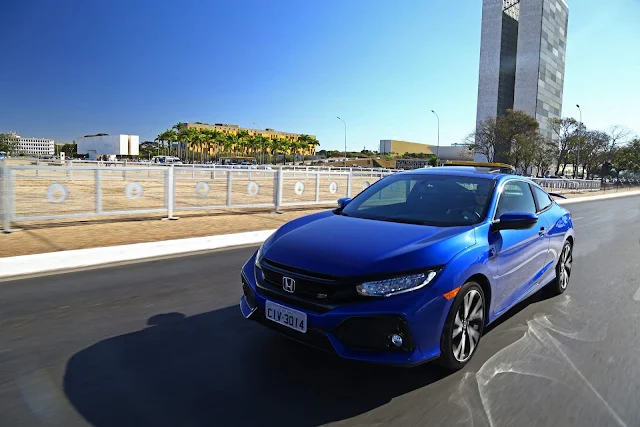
[[337, 197, 352, 208], [492, 212, 538, 231]]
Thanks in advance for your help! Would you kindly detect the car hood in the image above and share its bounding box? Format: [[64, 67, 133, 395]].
[[262, 211, 476, 277]]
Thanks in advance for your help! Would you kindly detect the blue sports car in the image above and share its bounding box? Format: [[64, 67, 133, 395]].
[[240, 167, 575, 369]]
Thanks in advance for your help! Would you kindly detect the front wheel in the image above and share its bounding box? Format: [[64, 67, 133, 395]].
[[550, 240, 573, 295], [438, 282, 485, 370]]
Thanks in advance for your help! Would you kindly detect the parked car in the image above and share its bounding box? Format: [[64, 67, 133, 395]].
[[240, 167, 575, 369]]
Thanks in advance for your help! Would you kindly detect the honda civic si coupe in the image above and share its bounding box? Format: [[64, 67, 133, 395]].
[[240, 168, 575, 369]]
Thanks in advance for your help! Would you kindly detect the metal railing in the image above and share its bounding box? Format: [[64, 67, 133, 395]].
[[0, 160, 616, 232], [0, 161, 392, 231], [53, 159, 402, 174], [531, 178, 602, 192]]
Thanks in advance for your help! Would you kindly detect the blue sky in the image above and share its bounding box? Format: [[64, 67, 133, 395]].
[[1, 0, 638, 150]]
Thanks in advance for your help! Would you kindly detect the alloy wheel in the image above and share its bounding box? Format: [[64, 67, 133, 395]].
[[452, 289, 484, 362], [559, 244, 572, 290]]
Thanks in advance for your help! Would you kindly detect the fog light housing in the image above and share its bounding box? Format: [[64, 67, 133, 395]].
[[334, 316, 414, 352]]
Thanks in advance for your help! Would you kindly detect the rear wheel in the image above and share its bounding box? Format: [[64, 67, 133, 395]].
[[550, 240, 572, 295], [438, 282, 485, 370]]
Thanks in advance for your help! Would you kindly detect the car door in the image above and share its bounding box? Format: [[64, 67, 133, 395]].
[[531, 184, 565, 271], [490, 180, 549, 315]]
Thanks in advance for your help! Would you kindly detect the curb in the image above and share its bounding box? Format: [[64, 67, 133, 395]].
[[0, 229, 276, 280], [1, 190, 639, 280], [555, 190, 640, 205]]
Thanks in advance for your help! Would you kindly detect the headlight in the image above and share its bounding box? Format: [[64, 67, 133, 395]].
[[254, 243, 264, 268], [356, 271, 438, 297], [254, 233, 275, 268]]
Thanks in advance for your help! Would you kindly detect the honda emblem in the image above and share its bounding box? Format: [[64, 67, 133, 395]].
[[283, 277, 296, 293]]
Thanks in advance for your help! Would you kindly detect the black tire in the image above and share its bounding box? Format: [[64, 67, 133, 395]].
[[550, 240, 572, 295], [438, 282, 486, 370]]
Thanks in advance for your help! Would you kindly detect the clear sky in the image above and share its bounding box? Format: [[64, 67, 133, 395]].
[[1, 0, 638, 150]]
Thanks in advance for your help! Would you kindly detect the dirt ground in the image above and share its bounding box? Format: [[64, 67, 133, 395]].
[[0, 207, 331, 258]]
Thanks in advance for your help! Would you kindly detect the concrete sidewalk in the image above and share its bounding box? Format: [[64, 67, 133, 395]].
[[1, 189, 638, 280]]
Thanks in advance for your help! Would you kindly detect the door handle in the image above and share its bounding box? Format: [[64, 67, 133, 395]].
[[538, 227, 545, 236]]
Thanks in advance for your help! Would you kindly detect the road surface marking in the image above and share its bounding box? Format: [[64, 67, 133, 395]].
[[633, 287, 640, 302]]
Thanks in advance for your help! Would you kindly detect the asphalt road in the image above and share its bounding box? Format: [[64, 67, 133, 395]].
[[1, 195, 639, 427]]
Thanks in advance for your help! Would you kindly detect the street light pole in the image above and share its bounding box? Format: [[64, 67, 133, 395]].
[[430, 110, 440, 164], [576, 104, 582, 179], [253, 122, 263, 164], [337, 117, 347, 166]]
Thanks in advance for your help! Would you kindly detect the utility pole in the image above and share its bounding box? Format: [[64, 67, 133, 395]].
[[337, 117, 347, 166], [431, 110, 440, 163]]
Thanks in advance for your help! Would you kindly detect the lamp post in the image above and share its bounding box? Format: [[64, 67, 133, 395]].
[[576, 104, 582, 179], [253, 122, 263, 164], [430, 110, 440, 164], [337, 116, 347, 166]]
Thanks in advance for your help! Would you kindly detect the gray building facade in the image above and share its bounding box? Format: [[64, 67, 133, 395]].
[[476, 0, 569, 140]]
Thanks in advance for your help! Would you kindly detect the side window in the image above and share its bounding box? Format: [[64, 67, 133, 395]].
[[495, 181, 537, 218], [532, 186, 553, 212]]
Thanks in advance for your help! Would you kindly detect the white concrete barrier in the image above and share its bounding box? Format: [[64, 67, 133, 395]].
[[0, 229, 276, 279]]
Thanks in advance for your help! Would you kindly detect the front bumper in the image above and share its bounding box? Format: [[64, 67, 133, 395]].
[[240, 255, 452, 366]]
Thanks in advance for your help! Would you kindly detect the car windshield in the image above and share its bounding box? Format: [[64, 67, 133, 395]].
[[340, 174, 495, 226]]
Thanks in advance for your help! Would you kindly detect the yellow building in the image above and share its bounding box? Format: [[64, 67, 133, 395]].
[[182, 122, 318, 156], [379, 140, 434, 156]]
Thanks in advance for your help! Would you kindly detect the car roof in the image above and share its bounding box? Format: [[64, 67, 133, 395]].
[[396, 166, 506, 180], [395, 167, 543, 187]]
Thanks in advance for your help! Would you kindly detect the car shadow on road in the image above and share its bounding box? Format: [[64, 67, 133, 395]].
[[63, 306, 449, 427]]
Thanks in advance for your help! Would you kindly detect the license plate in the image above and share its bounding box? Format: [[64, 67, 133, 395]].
[[265, 300, 307, 333]]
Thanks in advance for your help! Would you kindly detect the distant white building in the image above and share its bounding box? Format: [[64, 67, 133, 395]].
[[76, 134, 139, 160], [4, 135, 55, 157]]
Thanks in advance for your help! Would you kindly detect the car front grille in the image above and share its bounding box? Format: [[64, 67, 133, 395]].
[[257, 259, 360, 312], [252, 308, 336, 353]]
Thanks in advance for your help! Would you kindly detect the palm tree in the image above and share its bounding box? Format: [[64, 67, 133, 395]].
[[270, 137, 283, 165], [189, 128, 205, 163], [306, 137, 320, 156], [163, 129, 178, 157], [201, 129, 219, 163], [246, 135, 261, 160], [172, 122, 187, 159], [214, 131, 228, 161], [236, 130, 250, 157], [272, 138, 292, 165], [225, 133, 240, 157], [255, 135, 269, 164], [260, 136, 273, 163], [289, 140, 304, 162]]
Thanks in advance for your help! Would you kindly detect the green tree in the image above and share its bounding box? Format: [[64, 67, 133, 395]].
[[200, 129, 219, 162], [222, 133, 236, 157], [465, 118, 500, 162], [236, 130, 250, 156], [306, 136, 320, 155], [579, 130, 610, 179], [533, 137, 556, 177], [190, 128, 205, 163], [253, 135, 269, 163], [549, 117, 580, 176], [0, 134, 19, 155], [172, 122, 187, 159], [467, 110, 539, 164]]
